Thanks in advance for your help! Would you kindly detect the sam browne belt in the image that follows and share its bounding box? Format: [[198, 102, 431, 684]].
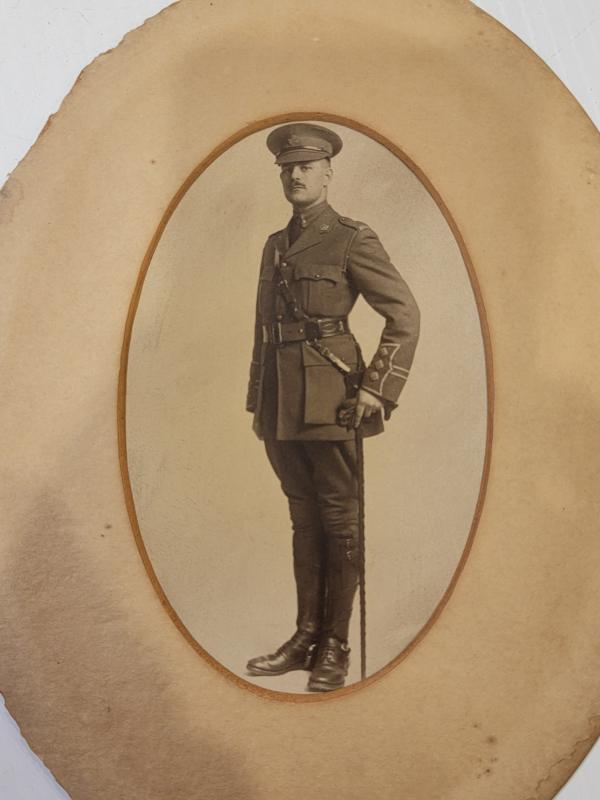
[[268, 247, 358, 382], [262, 317, 350, 345]]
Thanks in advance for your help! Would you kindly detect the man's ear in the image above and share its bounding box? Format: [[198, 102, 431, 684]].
[[324, 165, 333, 186]]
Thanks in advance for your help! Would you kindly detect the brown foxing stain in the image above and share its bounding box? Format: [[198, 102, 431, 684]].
[[473, 727, 500, 780]]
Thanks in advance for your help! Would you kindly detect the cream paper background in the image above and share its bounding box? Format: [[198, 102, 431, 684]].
[[125, 120, 487, 692], [1, 1, 600, 798]]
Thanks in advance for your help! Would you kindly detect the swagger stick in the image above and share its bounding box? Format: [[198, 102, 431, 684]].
[[355, 425, 367, 681]]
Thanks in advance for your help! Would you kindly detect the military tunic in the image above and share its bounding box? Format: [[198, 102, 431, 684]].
[[246, 202, 420, 440]]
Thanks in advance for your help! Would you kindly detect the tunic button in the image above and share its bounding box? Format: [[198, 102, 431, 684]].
[[369, 371, 380, 381], [276, 314, 283, 321], [281, 261, 287, 267]]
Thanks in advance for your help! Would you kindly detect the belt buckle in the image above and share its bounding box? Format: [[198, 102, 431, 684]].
[[318, 318, 339, 337]]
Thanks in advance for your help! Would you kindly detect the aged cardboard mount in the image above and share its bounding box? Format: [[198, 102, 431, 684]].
[[1, 1, 599, 798]]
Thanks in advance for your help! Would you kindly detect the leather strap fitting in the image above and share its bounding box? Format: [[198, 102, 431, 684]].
[[262, 317, 350, 345]]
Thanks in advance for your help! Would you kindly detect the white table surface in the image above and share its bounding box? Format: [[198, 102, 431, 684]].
[[1, 2, 598, 797]]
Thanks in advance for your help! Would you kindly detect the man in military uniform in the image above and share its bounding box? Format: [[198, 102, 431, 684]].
[[245, 123, 420, 691]]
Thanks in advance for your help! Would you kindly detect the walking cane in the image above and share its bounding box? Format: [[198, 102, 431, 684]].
[[337, 375, 367, 682], [355, 424, 367, 681]]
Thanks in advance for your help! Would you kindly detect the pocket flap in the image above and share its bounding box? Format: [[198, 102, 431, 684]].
[[294, 263, 342, 283]]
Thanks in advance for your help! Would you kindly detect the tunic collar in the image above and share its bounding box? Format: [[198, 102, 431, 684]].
[[290, 200, 330, 231], [278, 202, 337, 258]]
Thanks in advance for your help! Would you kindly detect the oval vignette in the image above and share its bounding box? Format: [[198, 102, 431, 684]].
[[119, 115, 492, 702]]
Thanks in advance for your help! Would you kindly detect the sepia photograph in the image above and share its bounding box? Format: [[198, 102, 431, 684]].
[[123, 118, 489, 696]]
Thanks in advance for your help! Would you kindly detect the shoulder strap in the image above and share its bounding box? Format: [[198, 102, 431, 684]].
[[338, 216, 369, 271]]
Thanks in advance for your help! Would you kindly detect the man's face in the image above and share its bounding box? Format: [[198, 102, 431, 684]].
[[279, 158, 332, 208]]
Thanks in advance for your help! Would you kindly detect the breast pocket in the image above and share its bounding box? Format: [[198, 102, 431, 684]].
[[293, 263, 348, 318]]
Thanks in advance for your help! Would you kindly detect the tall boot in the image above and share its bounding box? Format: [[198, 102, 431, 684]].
[[293, 520, 326, 638], [308, 533, 358, 692], [246, 521, 326, 677]]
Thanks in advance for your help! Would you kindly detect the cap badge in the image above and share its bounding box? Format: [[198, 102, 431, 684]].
[[287, 134, 302, 146]]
